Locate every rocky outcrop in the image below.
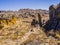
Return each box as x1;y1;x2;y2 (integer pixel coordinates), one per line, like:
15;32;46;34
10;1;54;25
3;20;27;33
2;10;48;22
0;5;60;45
49;3;60;30
44;3;60;39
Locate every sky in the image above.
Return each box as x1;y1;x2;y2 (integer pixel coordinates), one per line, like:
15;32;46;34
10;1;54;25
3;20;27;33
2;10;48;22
0;0;60;11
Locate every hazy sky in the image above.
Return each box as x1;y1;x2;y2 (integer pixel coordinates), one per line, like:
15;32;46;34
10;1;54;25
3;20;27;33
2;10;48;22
0;0;60;11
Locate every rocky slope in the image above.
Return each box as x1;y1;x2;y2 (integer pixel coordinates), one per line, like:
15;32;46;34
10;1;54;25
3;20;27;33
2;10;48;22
0;9;59;45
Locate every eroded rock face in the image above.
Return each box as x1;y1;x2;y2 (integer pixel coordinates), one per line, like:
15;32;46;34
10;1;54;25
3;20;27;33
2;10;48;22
49;3;60;30
44;3;60;39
